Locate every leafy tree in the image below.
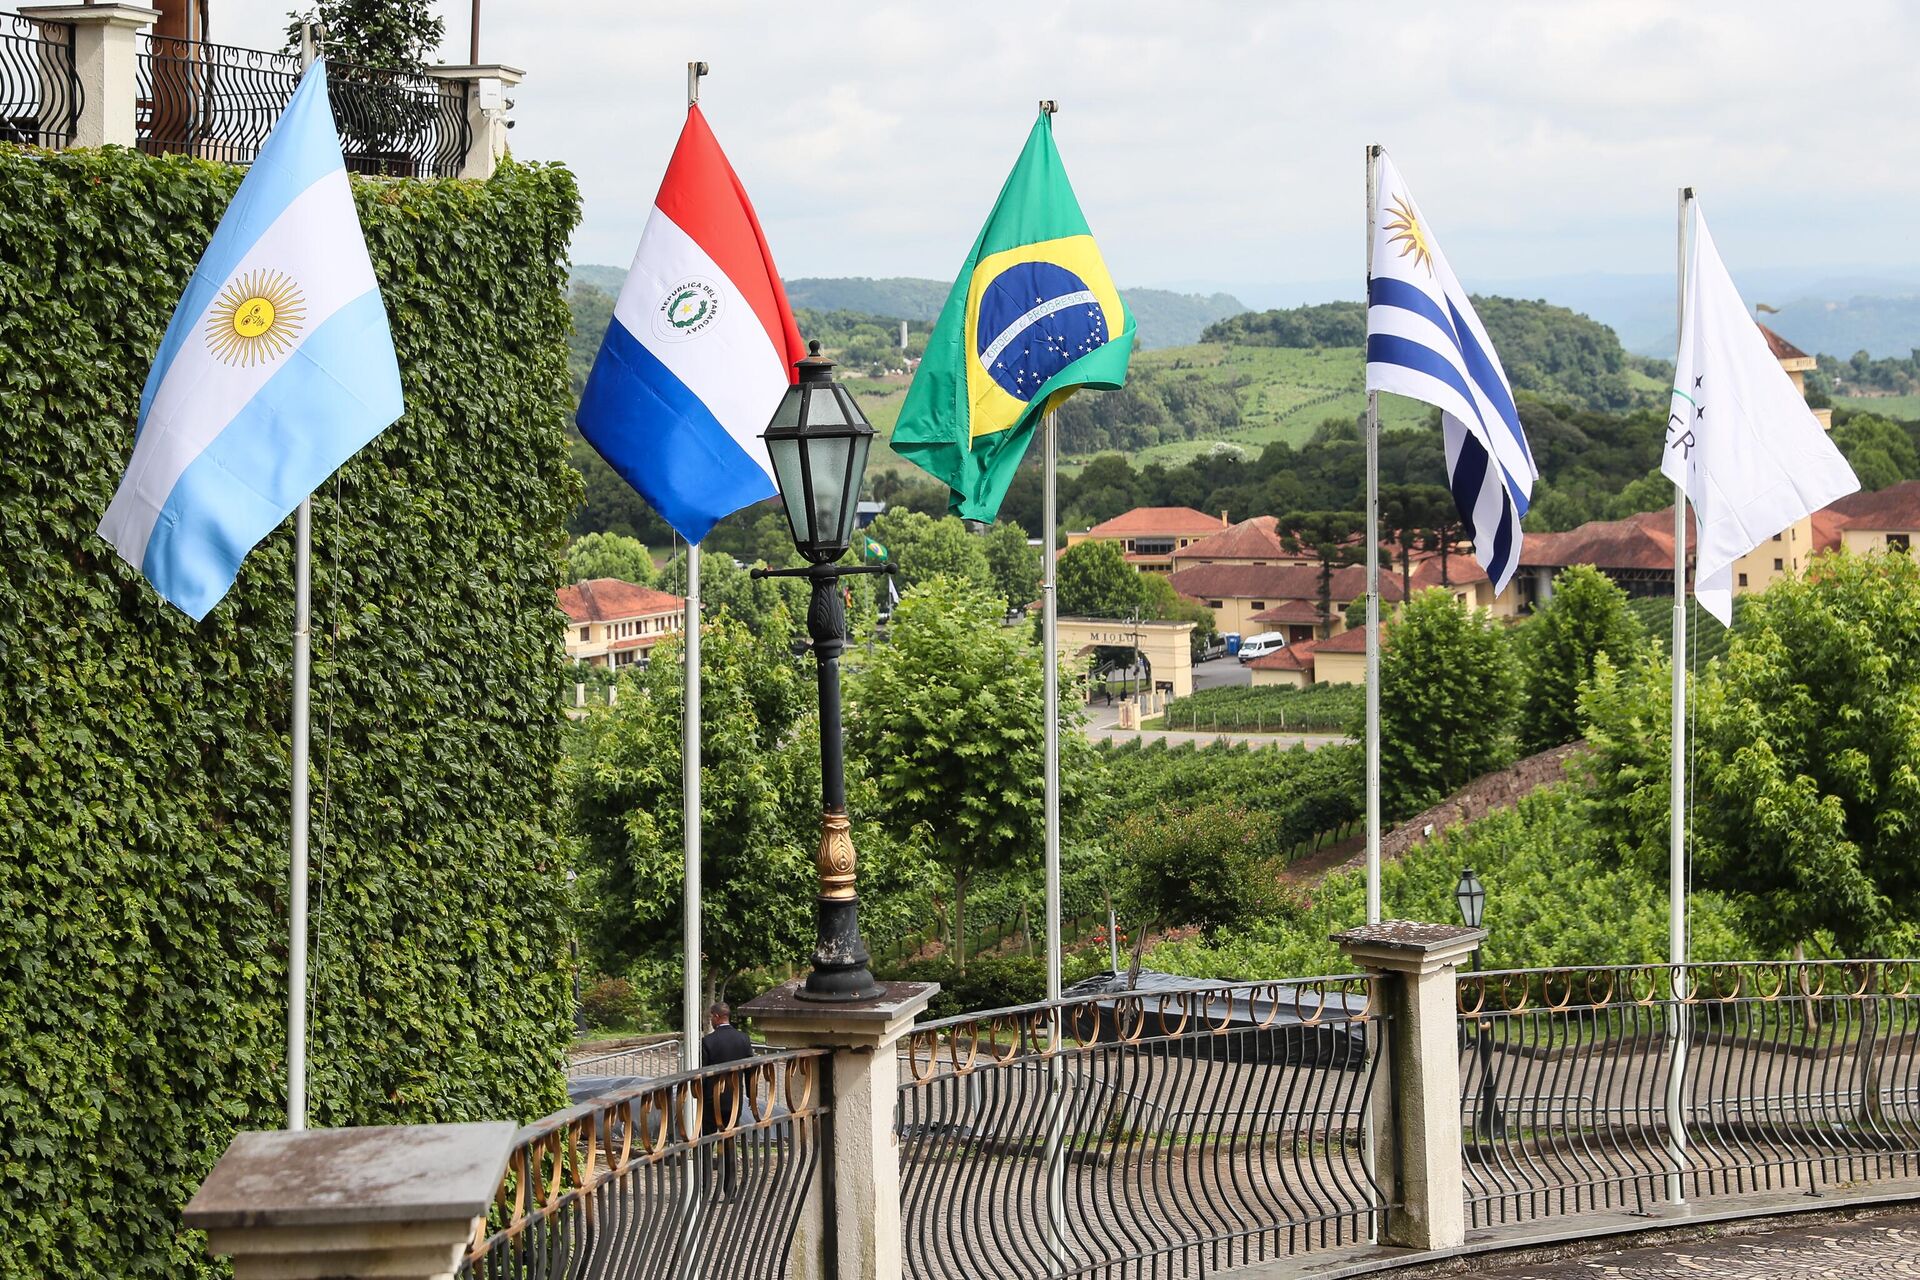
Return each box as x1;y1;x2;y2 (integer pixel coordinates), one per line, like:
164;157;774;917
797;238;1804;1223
1832;412;1918;491
1518;565;1642;753
566;531;654;586
1577;649;1683;877
1057;538;1142;619
981;519;1041;613
1693;551;1920;956
286;0;445;155
658;549;805;639
864;507;993;594
1115;801;1280;984
849;579;1097;969
570;618;815;1008
1281;510;1363;629
1137;571;1219;660
1379;588;1520;817
1380;483;1453;599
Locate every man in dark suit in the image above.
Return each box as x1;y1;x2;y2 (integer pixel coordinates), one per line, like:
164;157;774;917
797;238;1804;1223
701;1002;753;1197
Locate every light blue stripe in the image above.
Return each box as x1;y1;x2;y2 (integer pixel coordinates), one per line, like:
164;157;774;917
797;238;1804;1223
575;315;776;544
138;60;347;430
140;288;402;619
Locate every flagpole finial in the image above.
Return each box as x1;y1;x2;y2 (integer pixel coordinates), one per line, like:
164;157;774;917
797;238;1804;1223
688;61;709;108
1038;99;1058;117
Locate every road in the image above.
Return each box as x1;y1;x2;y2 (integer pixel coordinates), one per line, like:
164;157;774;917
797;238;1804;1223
1469;1207;1920;1278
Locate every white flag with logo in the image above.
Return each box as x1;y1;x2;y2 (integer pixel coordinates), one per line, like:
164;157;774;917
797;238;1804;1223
1661;202;1858;624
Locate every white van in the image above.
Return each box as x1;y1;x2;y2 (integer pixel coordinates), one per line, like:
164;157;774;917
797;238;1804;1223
1237;631;1288;664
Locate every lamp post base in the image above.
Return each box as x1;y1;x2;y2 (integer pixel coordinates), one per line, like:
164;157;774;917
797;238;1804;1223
800;894;882;1002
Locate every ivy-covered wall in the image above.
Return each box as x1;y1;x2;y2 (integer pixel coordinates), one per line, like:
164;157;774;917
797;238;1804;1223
0;147;582;1278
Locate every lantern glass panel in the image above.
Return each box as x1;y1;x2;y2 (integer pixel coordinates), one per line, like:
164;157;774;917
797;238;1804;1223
807;434;853;552
802;383;848;427
767;432;810;547
836;432;873;547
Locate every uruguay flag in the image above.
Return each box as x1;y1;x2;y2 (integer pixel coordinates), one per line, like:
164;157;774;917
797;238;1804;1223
1364;152;1537;593
97;60;403;621
577;106;806;543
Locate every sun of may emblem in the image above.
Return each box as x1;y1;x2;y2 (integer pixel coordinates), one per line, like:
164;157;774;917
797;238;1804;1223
1383;194;1435;277
205;269;306;366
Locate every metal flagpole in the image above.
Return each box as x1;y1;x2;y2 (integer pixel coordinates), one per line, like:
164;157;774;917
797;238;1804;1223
679;62;710;1280
1363;144;1383;927
1665;184;1694;1206
285;21;322;1134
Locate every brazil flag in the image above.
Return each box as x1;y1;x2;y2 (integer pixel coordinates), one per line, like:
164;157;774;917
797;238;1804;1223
893;110;1134;521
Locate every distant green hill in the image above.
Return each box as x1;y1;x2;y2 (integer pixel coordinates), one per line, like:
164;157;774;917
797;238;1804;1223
568;267;1246;350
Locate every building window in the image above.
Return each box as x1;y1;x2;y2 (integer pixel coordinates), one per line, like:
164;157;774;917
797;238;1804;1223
1251;601;1265;610
579;626;589;641
1773;558;1784;571
1738;573;1749;587
1772;532;1782;541
1206;600;1223;609
1890;534;1911;553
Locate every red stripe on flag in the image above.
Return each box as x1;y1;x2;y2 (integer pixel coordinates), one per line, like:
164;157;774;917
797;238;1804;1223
655;105;807;385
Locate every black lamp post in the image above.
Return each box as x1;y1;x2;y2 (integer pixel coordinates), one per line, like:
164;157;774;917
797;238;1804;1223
1455;866;1503;1140
755;341;890;1002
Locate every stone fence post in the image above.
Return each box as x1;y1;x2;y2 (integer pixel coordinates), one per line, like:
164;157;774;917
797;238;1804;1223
1334;920;1484;1251
742;979;937;1280
18;3;156;147
425;63;522;180
183;1122;517;1280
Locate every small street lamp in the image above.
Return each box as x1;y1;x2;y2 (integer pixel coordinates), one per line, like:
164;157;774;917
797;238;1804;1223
1455;866;1503;1140
755;341;891;1002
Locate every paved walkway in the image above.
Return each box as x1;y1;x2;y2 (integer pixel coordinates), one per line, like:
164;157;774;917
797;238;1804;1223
1473;1208;1920;1278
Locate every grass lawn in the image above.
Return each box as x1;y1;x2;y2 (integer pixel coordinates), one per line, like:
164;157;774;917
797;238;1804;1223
1837;394;1920;422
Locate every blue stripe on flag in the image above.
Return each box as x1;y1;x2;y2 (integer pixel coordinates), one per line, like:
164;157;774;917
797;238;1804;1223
1366;332;1528;515
1448;427;1488;545
139;62;349;430
141;289;403;620
576;317;777;544
1368;279;1532;508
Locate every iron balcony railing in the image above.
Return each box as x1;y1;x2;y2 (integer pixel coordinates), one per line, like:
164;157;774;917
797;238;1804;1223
1457;960;1920;1229
134;33;468;178
895;976;1387;1280
462;1047;833;1280
0;10;80;147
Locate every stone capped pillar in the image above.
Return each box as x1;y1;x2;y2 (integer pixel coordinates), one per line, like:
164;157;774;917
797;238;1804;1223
741;979;938;1280
183;1122;517;1280
19;4;157;147
425;63;522;180
1334;919;1484;1251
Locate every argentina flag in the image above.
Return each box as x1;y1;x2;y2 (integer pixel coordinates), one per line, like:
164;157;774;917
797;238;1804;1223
98;60;402;620
1364;152;1536;592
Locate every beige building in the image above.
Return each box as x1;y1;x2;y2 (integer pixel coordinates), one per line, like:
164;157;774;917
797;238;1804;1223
1823;482;1920;556
559;579;686;670
1168;515;1315;574
1168;561;1405;641
1066;506;1228;573
1053;616;1196;698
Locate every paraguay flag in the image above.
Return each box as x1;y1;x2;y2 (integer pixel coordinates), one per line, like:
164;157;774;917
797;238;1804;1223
97;60;403;620
893;109;1134;522
1364;150;1537;593
576;105;807;543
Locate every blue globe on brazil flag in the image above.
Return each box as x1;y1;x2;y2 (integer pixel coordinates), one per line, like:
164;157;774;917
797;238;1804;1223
975;261;1107;402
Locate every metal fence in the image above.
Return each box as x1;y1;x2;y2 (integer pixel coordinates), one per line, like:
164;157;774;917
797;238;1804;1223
462;1048;833;1280
568;1038;686;1086
0;11;79;147
1458;960;1920;1229
135;34;468;177
896;977;1386;1280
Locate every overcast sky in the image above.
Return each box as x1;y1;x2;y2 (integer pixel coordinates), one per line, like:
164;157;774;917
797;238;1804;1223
220;2;1919;296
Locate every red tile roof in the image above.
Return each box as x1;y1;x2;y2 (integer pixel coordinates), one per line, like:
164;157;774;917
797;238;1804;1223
1826;480;1920;532
1174;515;1288;562
1250;599;1327;625
558;579;686;623
1084;506;1226;539
1169;561;1406;603
1520;509;1684;573
1759;324;1811;362
1247;640;1316;672
1410;554;1489;589
1314;626;1372;654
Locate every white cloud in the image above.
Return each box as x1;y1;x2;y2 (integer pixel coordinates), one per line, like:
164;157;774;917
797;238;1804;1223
216;0;1920;289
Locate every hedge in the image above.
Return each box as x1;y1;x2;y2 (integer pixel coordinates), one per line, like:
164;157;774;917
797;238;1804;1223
0;146;582;1278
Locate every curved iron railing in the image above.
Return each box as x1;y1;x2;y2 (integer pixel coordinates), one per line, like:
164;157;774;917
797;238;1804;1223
896;976;1387;1280
1457;960;1920;1229
0;10;80;147
462;1048;832;1280
135;34;469;178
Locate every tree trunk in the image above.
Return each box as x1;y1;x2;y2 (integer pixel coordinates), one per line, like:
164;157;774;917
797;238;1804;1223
1857;961;1887;1133
954;868;969;973
1126;916;1154;989
1020;902;1033;957
1400;538;1412;601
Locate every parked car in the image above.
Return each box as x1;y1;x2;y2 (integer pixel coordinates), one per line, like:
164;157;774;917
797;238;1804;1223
1236;631;1288;664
